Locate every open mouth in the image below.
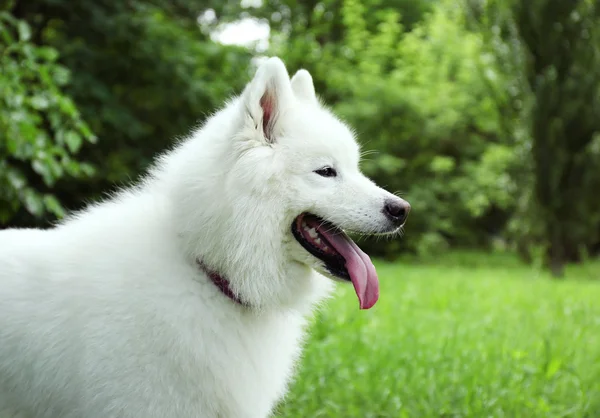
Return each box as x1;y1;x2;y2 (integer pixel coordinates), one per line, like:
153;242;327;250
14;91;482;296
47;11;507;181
291;213;379;309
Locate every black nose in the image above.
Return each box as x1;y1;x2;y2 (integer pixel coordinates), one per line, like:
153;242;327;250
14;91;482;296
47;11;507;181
383;198;411;226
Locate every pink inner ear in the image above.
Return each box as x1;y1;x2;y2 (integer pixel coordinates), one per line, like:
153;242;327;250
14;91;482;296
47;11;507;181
260;92;275;141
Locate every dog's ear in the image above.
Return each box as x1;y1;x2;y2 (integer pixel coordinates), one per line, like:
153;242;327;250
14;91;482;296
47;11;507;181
291;69;317;103
244;57;294;144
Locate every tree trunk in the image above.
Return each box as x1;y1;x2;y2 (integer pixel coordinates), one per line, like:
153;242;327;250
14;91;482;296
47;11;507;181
547;227;565;278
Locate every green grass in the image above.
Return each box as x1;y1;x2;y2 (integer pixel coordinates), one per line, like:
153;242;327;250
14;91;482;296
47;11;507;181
276;252;600;418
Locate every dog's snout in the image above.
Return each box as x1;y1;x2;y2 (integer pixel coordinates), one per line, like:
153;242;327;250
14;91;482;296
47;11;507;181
383;198;410;226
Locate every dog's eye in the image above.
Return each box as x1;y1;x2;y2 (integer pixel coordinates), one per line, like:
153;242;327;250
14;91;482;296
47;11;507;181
314;167;337;178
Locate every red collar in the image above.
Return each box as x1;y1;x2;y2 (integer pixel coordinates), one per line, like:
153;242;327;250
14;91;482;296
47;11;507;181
197;260;247;306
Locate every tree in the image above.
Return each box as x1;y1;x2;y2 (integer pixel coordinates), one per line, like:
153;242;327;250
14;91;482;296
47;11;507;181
2;0;252;227
513;0;600;276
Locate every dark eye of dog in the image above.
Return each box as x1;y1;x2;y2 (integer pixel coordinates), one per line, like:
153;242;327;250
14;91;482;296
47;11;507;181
314;167;337;178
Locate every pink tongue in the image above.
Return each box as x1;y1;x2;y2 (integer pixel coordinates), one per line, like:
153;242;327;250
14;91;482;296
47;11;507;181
318;227;379;309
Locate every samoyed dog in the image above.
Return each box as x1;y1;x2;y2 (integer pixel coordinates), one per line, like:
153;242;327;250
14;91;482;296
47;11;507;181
0;57;410;418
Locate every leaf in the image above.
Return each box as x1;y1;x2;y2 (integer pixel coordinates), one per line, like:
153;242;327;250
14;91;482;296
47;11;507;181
76;121;96;142
43;194;66;218
35;46;59;62
430;156;456;174
29;95;50;110
23;188;44;217
31;159;54;186
79;162;96;177
377;154;406;174
545;358;562;379
52;66;71;86
45;155;64;179
64;159;81;176
17;20;31;42
6;168;26;190
64;131;83;153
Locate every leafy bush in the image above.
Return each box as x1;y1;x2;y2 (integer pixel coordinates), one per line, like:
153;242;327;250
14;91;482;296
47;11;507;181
2;1;252;227
0;12;95;224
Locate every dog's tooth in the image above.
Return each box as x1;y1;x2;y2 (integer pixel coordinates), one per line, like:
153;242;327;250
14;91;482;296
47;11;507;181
315;237;322;245
308;228;318;239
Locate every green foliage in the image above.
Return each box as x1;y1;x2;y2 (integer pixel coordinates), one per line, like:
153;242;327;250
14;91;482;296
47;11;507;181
270;0;518;256
2;0;252;226
0;12;95;223
211;0;433;41
277;254;600;416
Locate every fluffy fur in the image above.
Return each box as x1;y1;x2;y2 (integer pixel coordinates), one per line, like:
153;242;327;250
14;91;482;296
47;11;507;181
0;58;408;417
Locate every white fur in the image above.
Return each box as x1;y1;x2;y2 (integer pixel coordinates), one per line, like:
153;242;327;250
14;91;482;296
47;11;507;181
0;57;407;418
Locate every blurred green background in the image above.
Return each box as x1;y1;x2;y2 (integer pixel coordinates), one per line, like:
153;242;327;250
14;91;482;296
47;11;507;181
2;0;600;277
2;1;600;416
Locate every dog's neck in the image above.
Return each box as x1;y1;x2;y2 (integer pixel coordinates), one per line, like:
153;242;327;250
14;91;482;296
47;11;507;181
196;259;248;307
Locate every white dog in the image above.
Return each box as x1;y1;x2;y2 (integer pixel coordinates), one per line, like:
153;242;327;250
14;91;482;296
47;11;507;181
0;57;410;418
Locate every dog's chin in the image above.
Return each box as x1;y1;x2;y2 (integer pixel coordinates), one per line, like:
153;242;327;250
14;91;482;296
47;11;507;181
313;265;350;283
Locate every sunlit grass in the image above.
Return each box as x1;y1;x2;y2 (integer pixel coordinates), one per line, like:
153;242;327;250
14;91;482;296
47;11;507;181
276;252;600;417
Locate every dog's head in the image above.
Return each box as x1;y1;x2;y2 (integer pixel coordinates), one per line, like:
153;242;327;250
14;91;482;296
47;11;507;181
168;57;409;310
234;58;410;309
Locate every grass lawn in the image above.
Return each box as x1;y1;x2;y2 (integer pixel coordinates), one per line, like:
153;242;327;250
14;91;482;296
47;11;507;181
276;252;600;418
